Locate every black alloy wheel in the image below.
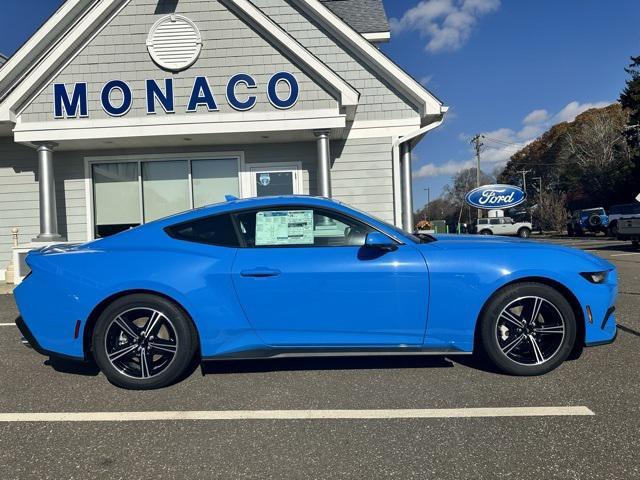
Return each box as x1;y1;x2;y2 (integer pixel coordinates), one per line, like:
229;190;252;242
479;283;576;376
92;294;198;389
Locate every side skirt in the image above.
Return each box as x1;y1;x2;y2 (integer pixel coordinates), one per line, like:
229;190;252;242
203;347;472;361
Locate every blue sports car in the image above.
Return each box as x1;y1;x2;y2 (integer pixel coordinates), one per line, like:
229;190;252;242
15;196;617;389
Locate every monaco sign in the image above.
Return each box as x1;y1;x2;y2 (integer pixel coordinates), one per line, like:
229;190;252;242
465;184;526;210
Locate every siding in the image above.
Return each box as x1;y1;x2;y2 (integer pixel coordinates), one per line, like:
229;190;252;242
21;0;336;123
331;136;394;223
253;0;419;122
0;138;87;267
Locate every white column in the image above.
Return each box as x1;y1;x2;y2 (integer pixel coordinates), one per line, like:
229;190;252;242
314;130;332;198
400;142;414;232
34;142;63;241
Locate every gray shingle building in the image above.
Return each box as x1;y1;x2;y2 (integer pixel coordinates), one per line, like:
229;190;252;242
0;0;446;283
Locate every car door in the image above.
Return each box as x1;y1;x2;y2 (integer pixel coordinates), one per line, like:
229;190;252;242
230;206;429;347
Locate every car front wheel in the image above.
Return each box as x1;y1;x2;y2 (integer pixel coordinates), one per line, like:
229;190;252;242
479;283;576;376
92;294;198;390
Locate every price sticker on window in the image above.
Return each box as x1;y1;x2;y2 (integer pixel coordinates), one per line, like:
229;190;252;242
255;210;314;246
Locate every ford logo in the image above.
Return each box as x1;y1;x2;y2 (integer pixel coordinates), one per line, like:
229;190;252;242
465;184;526;210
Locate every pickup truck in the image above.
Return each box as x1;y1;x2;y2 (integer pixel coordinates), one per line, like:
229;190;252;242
475;217;532;238
616;217;640;248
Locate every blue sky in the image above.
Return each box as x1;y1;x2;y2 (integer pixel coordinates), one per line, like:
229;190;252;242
2;0;639;209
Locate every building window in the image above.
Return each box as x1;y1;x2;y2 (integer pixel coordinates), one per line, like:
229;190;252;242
142;160;190;222
92;162;141;238
90;156;240;238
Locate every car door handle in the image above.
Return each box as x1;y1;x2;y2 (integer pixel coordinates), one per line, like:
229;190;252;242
240;268;282;278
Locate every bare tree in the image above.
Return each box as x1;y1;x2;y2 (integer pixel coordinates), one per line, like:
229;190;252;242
534;191;568;232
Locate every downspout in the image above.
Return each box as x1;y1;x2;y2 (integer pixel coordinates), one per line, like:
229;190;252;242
394;107;448;232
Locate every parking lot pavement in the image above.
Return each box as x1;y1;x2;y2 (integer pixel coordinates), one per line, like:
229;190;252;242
0;237;638;479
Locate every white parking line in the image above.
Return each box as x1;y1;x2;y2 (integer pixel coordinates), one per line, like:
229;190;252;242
0;323;16;326
0;406;594;422
610;252;640;257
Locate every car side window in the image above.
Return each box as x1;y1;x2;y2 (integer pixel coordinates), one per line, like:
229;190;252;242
165;214;240;247
235;208;374;247
490;218;501;225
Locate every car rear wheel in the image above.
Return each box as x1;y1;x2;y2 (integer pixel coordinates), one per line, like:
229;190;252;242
479;283;576;376
480;229;492;235
517;227;531;238
92;294;198;390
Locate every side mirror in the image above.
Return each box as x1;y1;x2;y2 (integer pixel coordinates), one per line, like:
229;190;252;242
365;232;397;251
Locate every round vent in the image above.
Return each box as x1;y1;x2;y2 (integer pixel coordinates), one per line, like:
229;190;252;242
146;14;202;72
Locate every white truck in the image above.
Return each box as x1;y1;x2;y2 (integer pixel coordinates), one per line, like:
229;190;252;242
475;217;532;238
616;217;640;249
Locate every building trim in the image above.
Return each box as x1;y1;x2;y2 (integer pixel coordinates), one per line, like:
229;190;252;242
14;109;347;143
362;32;390;43
291;0;446;120
219;0;359;109
0;0;130;122
84;150;246;241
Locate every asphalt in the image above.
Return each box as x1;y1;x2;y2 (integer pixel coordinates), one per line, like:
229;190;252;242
0;236;638;479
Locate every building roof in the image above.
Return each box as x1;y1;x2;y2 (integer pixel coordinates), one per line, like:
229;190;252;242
320;0;389;33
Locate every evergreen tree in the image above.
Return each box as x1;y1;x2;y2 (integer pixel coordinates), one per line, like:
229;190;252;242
620;55;640;156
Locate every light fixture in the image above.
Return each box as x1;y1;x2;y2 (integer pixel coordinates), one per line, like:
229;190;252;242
580;271;608;284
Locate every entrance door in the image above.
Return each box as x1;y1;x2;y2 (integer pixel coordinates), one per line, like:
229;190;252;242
244;163;303;198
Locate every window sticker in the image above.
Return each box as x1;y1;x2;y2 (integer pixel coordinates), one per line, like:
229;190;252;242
255;210;314;246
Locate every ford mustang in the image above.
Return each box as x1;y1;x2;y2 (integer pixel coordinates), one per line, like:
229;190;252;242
14;196;618;389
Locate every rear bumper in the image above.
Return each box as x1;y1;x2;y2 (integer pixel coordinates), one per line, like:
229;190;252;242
15;315;85;362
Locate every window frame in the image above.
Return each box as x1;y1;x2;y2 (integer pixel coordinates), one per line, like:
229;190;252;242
164;212;243;248
163;204;402;250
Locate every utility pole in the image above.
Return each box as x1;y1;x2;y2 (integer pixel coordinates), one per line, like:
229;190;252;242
470;134;484;220
518;169;532;195
424;188;430;220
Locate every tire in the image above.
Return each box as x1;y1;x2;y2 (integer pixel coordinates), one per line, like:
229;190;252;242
633;240;639;250
517;227;531;239
608;222;618;237
478;283;576;376
588;215;601;227
480;229;493;235
567;225;574;236
92;294;198;390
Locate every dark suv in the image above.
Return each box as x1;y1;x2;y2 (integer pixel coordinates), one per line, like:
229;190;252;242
567;208;609;236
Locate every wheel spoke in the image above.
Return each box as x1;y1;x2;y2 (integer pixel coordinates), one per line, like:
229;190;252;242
528;335;545;364
114;316;139;340
501;333;526;354
500;309;525;328
143;311;163;338
534;325;564;334
139;348;152;378
528;297;543;326
108;344;138;362
149;339;177;355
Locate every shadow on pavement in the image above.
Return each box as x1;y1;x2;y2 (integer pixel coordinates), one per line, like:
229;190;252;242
201;355;455;376
44;357;100;376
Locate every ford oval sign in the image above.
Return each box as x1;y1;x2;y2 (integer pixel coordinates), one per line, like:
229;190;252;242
465;184;526;210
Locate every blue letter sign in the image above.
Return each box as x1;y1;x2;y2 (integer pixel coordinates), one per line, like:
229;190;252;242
465;184;526;210
226;73;257;111
187;76;218;112
53;83;88;118
101;80;132;116
146;79;174;114
267;72;299;109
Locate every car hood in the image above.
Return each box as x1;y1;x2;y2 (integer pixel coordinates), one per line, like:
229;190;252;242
427;234;614;271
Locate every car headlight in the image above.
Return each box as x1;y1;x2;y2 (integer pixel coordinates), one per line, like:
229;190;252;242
580;271;608;284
